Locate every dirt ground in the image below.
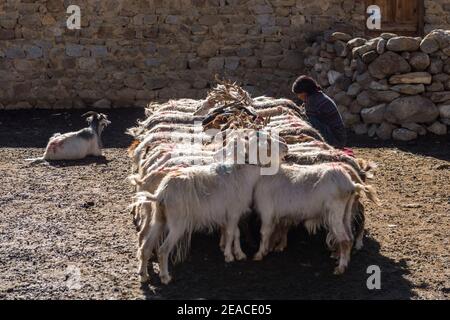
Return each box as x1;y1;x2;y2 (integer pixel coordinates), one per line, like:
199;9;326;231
0;109;448;300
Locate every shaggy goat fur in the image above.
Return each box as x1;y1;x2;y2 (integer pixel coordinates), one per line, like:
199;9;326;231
134;164;262;284
253;163;379;274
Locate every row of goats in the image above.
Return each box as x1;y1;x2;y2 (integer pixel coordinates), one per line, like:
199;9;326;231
126;79;379;284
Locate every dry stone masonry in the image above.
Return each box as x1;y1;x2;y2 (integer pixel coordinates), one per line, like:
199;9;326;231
1;0;450;123
304;29;450;140
0;0;368;110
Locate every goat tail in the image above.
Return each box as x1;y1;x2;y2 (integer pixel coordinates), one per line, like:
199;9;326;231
354;183;380;206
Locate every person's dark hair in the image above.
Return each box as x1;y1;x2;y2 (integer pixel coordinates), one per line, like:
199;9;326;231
292;75;322;95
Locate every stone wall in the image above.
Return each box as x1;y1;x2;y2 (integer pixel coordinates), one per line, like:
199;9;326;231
0;1;449;110
303;30;450;141
0;0;367;110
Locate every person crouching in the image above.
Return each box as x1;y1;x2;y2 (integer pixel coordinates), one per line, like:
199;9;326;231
292;75;347;148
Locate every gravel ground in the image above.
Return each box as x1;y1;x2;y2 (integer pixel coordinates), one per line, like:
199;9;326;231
0;109;448;300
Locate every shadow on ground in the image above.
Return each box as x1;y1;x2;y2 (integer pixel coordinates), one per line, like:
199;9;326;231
36;156;111;167
347;132;450;162
0;108;146;148
140;224;415;300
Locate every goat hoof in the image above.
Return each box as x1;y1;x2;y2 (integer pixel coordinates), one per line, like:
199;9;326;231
355;241;363;251
333;266;345;275
160;274;172;285
139;273;149;283
235;252;247;261
224;254;235;263
253;253;264;261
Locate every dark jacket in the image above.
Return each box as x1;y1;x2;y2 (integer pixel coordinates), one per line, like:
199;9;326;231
305;91;347;148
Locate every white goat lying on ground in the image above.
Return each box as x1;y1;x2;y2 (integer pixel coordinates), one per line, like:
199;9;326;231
26;112;111;164
252;162;379;275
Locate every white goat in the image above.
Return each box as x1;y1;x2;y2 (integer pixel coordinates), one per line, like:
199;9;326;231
148;124;197;134
131;131;288;231
158;104;197;114
252;162;379;275
194;95;303;117
26;112;111;163
130;156;215;241
133;131;288;284
134;163;262;284
266;161;373;254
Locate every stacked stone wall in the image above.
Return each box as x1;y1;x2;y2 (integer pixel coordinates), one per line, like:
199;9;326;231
0;1;449;110
304;29;450;140
0;0;367;109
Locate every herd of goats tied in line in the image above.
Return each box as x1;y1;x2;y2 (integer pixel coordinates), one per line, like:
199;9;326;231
28;79;379;285
126;79;379;284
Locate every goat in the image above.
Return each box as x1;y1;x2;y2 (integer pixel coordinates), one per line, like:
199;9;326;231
139;113;203;130
148;124;197;134
284;151;371;181
255;106;294;118
130;155;215;233
277;126;325;142
134;163;263;284
252;162;379;274
266;161;373;254
132;131;288;283
26;112;110;164
130;132;213;172
194;95;305;119
252;97;307;119
288;141;333;153
131;131;289;231
157;102;198;114
126;112;203;139
274;146;377;253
